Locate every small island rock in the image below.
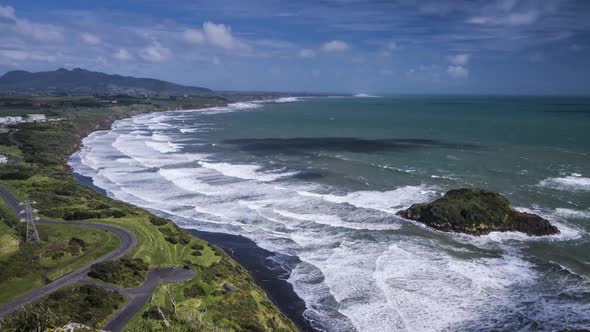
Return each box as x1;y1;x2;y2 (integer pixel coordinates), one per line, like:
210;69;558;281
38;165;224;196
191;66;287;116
397;188;559;236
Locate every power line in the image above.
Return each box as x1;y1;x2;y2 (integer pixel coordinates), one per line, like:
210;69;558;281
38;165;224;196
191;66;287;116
19;194;41;244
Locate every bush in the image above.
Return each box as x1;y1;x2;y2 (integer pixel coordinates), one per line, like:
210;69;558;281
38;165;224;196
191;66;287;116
63;209;102;220
165;236;179;244
142;306;174;320
149;216;169;226
69;237;87;249
0;284;125;331
179;234;192;245
0;172;32;180
184;284;206;298
88;258;148;288
191;244;204;251
105;208;126;218
159;227;175;237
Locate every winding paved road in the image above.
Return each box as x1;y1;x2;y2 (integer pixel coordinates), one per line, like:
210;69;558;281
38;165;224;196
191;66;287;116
0;185;195;331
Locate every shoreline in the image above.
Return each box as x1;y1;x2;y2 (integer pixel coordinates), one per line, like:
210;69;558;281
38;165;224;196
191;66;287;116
189;230;321;332
71;116;322;332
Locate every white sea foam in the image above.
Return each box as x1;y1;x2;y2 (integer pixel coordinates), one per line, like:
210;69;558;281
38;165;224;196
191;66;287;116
198;161;298;182
273;97;301;103
372;243;537;332
354;93;380;98
145;140;182;153
297;185;438;214
539;174;590;192
273;208;400;231
554;208;590;219
200;101;263;114
452;207;583;245
179;128;201;133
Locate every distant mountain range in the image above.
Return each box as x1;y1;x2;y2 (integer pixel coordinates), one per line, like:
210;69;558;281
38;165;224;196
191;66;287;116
0;68;212;96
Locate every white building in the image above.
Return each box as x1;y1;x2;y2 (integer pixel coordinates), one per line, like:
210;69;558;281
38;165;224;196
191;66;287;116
0;116;23;124
0;154;7;164
27;113;47;122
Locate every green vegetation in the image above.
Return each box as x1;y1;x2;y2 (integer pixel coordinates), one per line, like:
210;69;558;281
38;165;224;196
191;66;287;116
397;188;560;236
0;200;21;259
131;309;224;332
0;222;120;304
89;258;149;288
0;284;125;331
0;95;297;331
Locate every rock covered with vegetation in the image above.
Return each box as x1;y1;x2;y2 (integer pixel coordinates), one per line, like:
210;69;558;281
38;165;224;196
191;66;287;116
397;188;560;236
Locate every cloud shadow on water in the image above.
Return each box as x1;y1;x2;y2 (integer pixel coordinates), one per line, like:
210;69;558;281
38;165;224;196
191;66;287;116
223;137;481;154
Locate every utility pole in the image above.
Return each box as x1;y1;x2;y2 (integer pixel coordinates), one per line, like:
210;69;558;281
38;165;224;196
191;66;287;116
19;194;41;244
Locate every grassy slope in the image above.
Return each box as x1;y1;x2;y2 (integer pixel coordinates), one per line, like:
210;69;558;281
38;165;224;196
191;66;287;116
0;96;297;332
0;220;120;305
0;284;127;331
0;202;19;259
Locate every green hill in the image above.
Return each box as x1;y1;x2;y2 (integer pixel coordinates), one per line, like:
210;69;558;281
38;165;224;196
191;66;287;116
0;68;213;96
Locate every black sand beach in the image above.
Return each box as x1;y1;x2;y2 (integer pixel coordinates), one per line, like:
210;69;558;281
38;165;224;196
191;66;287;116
189;230;321;332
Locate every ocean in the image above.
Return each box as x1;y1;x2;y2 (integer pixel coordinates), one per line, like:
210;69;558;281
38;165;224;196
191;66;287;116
69;96;590;331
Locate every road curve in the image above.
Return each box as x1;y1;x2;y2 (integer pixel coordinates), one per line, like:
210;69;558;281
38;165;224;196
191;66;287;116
0;185;138;318
98;267;195;332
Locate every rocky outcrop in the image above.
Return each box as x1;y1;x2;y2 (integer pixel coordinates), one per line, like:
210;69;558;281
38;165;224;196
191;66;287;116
397;188;559;236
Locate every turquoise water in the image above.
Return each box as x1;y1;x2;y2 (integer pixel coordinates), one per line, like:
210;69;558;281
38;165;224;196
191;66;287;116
72;96;590;331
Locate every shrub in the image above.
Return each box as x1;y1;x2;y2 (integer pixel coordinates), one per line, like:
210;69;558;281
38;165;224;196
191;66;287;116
0;172;32;180
0;284;125;331
105;208;126;218
191;244;204;251
149;216;169;226
88;258;148;288
142;306;174;320
165;236;178;244
159;227;175;237
69;237;87;249
63;209;102;220
184;284;206;298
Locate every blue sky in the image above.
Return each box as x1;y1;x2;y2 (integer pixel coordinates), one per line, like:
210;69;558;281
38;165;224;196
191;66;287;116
1;0;589;94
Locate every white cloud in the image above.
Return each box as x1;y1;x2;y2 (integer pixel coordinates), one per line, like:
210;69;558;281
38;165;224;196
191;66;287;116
505;11;538;25
0;5;63;42
0;5;16;20
467;11;538;26
406;64;442;82
447;65;469;78
139;42;172;62
80;33;101;45
378;41;398;57
113;49;132;61
183;21;246;50
0;49;57;63
183;28;205;44
298;49;316;58
321;40;350;52
447;54;470;65
386;41;398;51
